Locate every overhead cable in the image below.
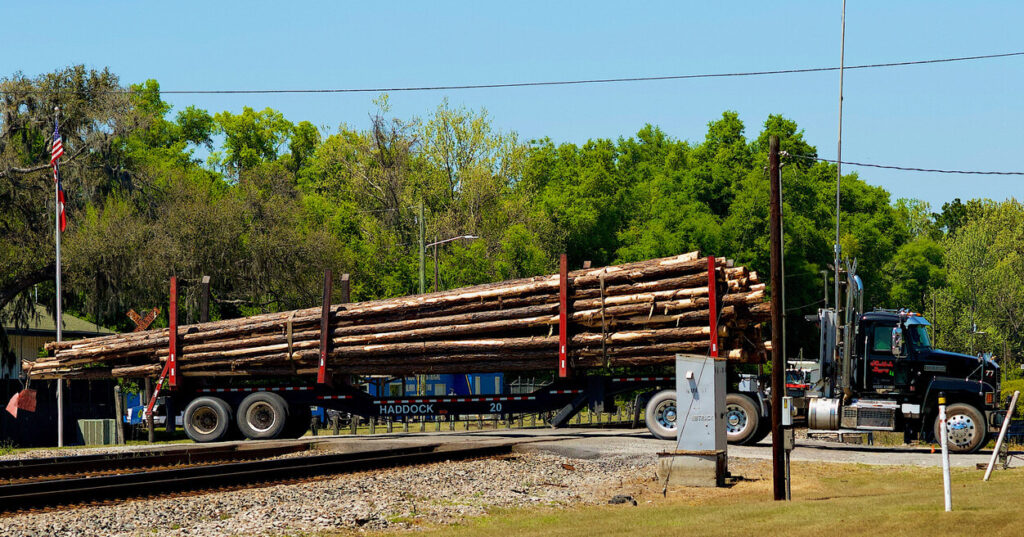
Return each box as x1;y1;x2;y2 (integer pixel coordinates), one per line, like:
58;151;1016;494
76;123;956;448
790;154;1024;176
4;51;1023;95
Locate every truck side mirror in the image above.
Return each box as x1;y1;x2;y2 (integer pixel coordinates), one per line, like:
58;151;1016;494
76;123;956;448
891;326;903;357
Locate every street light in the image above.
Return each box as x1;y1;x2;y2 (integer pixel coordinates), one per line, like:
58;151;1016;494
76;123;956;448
414;234;479;396
426;235;479;292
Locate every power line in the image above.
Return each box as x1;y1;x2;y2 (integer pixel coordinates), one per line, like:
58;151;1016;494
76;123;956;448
786;298;825;313
790;154;1024;176
4;51;1023;96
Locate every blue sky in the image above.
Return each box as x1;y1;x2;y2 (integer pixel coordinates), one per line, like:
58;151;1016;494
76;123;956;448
2;1;1021;209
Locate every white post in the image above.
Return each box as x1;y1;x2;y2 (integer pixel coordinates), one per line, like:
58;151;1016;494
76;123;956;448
54;106;64;448
984;390;1020;481
939;394;951;512
55;168;64;448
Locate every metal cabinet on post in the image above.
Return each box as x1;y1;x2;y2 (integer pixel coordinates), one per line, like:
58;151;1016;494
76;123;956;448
656;352;727;487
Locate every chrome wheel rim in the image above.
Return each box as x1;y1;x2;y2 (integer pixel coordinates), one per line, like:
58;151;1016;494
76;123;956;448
654;400;677;431
946;413;976;449
725;403;749;435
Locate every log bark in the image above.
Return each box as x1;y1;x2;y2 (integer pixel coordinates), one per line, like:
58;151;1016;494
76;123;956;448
36;252;768;380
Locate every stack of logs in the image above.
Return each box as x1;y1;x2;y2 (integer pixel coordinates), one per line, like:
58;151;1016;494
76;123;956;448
27;252;771;380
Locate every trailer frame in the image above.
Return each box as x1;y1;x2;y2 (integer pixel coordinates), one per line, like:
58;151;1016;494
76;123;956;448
153;256;745;442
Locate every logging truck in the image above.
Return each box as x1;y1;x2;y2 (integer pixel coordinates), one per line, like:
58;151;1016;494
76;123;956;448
35;253;774;444
644;265;1004;453
42;253;998;452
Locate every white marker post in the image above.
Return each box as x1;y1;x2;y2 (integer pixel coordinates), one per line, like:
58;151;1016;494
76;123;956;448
984;390;1020;481
938;393;952;512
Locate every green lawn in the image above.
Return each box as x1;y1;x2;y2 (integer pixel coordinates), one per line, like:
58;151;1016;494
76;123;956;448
352;459;1023;537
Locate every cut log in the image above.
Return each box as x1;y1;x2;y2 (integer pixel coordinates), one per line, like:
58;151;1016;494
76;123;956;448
36;252;768;380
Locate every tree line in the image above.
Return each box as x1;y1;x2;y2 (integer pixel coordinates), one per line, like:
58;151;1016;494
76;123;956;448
1;66;1020;378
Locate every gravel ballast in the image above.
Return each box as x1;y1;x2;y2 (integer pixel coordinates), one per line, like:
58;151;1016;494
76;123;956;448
0;450;656;537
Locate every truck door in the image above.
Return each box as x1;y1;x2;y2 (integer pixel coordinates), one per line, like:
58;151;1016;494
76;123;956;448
865;324;897;391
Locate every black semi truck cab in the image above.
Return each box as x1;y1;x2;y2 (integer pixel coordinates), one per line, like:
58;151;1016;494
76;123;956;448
804;281;1002;453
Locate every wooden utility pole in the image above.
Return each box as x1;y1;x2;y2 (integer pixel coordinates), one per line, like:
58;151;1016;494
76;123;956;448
113;384;125;445
200;275;211;323
769;135;786;501
340;273;350;304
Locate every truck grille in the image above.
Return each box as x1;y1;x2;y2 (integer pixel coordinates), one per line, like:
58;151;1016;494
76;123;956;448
841;406;895;430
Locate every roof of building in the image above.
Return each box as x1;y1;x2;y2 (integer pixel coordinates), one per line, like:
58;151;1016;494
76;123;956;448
2;304;115;337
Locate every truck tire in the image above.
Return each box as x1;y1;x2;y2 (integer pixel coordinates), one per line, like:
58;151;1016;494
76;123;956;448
645;390;677;440
183;396;233;443
725;393;762;445
934;403;987;454
237;392;289;440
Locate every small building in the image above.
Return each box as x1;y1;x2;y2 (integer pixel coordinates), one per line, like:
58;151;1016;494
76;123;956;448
2;304;114;379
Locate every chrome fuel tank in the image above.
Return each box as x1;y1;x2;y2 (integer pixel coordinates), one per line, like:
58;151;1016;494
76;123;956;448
808;397;841;430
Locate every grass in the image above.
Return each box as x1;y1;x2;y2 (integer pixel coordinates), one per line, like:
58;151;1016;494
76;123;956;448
331;459;1023;537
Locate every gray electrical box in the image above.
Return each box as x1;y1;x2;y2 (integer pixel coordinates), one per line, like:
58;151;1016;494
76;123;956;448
675;354;727;451
657;353;728;487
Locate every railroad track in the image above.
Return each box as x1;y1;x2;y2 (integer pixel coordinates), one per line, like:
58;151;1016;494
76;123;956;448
0;443;514;512
0;443;312;480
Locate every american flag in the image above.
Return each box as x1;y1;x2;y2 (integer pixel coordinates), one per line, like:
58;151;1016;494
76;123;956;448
52;118;67;232
50;119;64;167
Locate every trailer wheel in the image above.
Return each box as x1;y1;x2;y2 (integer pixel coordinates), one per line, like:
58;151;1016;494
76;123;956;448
183;396;233;443
645;390;677;440
934;403;987;454
725;393;763;445
237;392;289;440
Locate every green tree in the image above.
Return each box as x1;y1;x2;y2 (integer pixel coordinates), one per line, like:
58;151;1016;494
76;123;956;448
893;198;941;241
1;66;133;327
884;237;946;313
934;199;1024;369
285;121;320;173
212;107;293;174
495;224;554;280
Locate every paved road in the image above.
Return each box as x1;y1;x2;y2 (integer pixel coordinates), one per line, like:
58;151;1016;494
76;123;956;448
303;428;1021;469
7;427;1018;470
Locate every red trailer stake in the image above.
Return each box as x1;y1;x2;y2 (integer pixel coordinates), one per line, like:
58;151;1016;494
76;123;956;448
558;254;569;378
707;256;718;358
318;269;333;384
168;276;178;387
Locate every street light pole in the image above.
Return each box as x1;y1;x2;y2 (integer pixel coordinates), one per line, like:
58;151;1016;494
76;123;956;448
416;233;478;396
418;204;425;294
834;0;847;330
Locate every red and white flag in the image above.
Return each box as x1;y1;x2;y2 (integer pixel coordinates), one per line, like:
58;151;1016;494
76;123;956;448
51;118;66;231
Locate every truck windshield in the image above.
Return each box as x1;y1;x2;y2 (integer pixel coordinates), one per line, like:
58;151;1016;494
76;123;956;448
908;324;932;350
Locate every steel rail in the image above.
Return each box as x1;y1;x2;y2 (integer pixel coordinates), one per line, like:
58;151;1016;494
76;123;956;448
0;443;512;511
0;443;311;480
0;444;238;469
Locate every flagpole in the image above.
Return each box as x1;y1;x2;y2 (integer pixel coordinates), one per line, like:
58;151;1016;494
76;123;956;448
54;106;64;448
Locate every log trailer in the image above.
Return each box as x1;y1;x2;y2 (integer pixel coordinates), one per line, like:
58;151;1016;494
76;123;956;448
644;264;1005;453
139;256;774;444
